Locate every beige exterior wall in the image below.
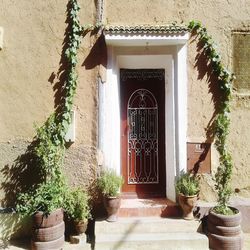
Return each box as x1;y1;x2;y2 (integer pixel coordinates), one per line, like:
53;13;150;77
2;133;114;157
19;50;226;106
0;0;98;203
0;0;250;205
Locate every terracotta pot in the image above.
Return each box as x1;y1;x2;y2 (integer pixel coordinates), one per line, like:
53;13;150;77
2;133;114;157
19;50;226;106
74;219;88;235
207;207;243;250
32;208;64;250
103;196;121;222
178;193;198;220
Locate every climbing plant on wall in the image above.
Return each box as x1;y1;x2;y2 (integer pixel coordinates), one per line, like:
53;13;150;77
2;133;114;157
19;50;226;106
188;20;235;215
16;0;84;215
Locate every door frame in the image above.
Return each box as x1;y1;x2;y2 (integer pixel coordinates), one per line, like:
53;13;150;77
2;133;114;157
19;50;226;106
99;33;188;201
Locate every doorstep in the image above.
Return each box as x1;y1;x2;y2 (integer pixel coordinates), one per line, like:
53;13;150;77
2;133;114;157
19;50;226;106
118;198;182;217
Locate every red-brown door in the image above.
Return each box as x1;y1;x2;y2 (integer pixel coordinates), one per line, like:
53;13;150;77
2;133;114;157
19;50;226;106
120;69;166;198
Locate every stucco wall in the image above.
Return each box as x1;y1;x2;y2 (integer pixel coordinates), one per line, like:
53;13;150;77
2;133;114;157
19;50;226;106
0;0;98;204
1;0;250;207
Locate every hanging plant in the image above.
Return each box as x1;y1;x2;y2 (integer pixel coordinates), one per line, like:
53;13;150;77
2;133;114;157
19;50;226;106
188;20;235;215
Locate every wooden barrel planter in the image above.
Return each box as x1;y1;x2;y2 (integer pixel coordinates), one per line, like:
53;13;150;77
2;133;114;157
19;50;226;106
207;208;243;250
31;208;64;250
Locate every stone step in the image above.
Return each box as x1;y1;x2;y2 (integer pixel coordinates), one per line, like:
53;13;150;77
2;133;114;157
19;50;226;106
95;217;202;234
94;232;209;250
118;198;181;217
93;217;209;250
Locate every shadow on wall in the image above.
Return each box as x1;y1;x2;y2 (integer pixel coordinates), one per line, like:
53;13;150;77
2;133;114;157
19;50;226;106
0;209;32;248
189;32;225;174
1;142;43;208
82;33;107;70
0;140;42;243
0;1;73;244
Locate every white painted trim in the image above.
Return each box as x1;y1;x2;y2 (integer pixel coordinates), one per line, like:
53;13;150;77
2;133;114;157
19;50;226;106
98;46;121;174
100;34;188;201
176;45;188;174
105;33;189;46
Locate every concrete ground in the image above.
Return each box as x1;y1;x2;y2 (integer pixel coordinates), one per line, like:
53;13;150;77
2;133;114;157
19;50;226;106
2;233;250;250
244;234;250;250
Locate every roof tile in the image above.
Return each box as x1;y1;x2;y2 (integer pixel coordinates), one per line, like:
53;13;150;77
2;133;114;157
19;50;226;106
104;24;188;35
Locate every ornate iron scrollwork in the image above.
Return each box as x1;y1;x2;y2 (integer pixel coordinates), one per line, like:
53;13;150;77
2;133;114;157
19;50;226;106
127;89;159;184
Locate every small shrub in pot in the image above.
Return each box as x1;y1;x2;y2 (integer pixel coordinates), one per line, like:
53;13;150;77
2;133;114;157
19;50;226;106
64;188;91;235
175;171;200;220
97;169;124;222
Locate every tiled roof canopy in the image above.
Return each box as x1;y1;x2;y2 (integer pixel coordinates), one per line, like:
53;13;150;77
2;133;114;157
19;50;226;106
104;24;188;35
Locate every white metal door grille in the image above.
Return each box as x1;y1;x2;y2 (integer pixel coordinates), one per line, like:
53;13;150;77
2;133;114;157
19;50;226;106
127;89;158;184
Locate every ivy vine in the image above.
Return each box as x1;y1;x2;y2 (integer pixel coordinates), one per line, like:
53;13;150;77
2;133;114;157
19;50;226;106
188;20;235;215
16;0;84;215
62;0;83;129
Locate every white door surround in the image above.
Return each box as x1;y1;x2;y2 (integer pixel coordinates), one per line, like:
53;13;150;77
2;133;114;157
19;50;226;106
99;31;188;201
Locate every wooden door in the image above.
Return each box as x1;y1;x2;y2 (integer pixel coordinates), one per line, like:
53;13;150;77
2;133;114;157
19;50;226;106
120;69;166;198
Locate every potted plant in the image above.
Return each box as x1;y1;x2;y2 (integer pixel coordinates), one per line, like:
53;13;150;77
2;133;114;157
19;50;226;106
16;180;66;250
64;188;91;235
97;169;124;222
15;115;67;250
175;171;200;220
188;20;243;249
207;155;243;250
206;116;243;249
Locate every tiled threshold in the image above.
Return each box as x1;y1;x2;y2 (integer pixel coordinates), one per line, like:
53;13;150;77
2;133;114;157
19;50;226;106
118;198;182;217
